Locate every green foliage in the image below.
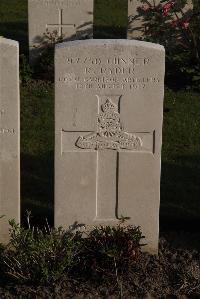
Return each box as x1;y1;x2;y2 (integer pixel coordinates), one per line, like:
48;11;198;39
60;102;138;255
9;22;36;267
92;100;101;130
0;218;145;285
134;0;200;90
80;223;145;277
19;54;33;84
1;217;83;284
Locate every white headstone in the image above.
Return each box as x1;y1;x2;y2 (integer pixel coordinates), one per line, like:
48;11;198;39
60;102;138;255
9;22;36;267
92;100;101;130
0;38;20;243
55;39;165;254
128;0;193;39
28;0;94;63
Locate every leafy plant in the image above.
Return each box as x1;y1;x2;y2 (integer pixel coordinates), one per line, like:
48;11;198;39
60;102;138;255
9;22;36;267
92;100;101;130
130;0;200;89
79;222;145;278
1;216;83;284
19;54;33;84
0;214;145;286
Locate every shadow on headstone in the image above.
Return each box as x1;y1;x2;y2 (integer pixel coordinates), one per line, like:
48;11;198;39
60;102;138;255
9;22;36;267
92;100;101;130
29;19;93;80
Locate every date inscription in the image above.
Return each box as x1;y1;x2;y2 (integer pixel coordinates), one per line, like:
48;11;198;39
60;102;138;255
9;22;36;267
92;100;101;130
59;75;160;90
58;56;162;91
0;128;15;134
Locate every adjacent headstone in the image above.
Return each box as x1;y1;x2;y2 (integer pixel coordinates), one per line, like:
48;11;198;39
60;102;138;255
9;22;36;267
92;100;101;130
55;39;165;254
28;0;94;63
128;0;145;39
128;0;193;39
0;38;20;243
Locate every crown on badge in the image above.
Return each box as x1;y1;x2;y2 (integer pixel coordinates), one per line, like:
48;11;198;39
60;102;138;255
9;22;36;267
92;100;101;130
101;98;118;112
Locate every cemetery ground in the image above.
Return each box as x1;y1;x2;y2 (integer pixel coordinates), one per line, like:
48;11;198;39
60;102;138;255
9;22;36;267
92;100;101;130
0;0;200;298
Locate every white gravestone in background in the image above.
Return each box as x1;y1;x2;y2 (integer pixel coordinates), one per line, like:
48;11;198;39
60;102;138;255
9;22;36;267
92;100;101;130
128;0;146;39
55;40;165;254
128;0;193;39
28;0;93;63
0;38;20;243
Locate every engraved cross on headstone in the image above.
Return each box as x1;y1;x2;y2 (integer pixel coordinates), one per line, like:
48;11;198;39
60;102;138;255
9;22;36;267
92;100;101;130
46;9;76;37
62;95;154;221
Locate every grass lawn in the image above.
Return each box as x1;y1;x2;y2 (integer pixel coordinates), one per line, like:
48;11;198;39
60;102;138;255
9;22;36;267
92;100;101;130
0;0;199;231
0;0;28;54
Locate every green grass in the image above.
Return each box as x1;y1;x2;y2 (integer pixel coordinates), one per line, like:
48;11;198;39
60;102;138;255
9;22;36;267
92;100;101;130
0;0;200;230
20;81;54;226
0;0;28;54
94;0;127;38
161;89;200;230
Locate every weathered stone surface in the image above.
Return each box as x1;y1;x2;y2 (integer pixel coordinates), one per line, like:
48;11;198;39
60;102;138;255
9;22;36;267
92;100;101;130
128;0;193;39
0;38;20;243
55;39;165;254
28;0;93;63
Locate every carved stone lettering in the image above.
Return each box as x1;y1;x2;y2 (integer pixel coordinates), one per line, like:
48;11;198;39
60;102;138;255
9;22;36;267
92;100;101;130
0;128;15;134
56;54;163;91
65;56;150;65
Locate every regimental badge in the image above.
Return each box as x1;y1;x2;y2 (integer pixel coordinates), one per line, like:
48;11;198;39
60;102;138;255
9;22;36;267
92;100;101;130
76;98;142;150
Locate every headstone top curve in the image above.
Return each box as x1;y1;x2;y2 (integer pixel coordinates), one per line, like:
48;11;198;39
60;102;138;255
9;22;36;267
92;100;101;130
0;37;19;47
55;39;165;51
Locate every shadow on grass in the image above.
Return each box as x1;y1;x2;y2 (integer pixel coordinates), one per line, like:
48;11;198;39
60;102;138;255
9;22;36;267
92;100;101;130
20;151;200;232
94;0;127;39
160;155;200;232
21;151;54;228
94;25;127;39
0;21;28;54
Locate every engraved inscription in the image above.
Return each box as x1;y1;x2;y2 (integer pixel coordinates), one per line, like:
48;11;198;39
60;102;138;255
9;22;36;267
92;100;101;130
65;57;150;65
76;98;142;150
0;128;15;134
46;9;76;37
58;55;163;91
59;73;160;90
